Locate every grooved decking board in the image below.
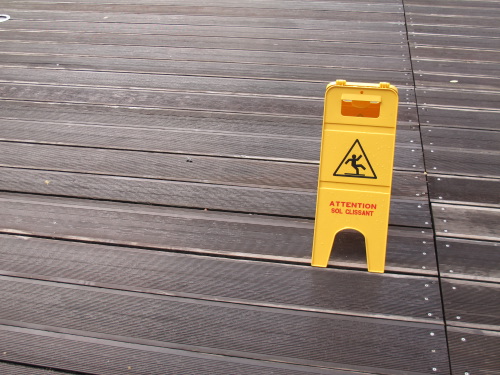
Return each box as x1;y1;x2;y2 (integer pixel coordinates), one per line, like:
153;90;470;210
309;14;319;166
0;193;437;274
411;35;500;50
0;54;413;84
0;67;416;102
0;20;408;44
0;31;410;57
0;326;377;375
0;118;422;156
0;234;442;322
0;362;74;375
0;100;419;137
1;11;407;32
421;127;499;151
406;5;500;19
405;14;500;28
0;277;449;374
433;204;500;241
0;142;424;188
405;0;500;9
420;127;500;178
442;279;500;330
0;101;324;137
415;73;500;91
0;41;411;71
2;0;404;13
418;106;499;131
447;327;500;374
423;149;499;178
0;168;431;225
409;24;500;39
412;59;500;78
0;4;405;23
410;46;500;62
0;83;420;123
417;89;500;110
436;237;500;282
428;175;500;207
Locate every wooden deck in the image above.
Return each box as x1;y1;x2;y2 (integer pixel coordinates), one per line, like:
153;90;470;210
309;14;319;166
0;0;498;374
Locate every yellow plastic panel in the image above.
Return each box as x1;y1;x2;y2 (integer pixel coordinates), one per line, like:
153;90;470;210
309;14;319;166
312;187;391;273
320;130;395;187
312;80;398;273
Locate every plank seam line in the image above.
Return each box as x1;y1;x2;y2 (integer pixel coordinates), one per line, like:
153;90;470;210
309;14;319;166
0;359;89;375
0;38;411;59
0;230;435;278
0;272;443;325
403;1;453;373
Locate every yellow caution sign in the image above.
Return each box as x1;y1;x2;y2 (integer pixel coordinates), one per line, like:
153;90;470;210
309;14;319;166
312;80;398;273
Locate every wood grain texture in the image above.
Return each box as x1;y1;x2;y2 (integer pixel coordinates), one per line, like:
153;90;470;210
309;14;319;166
447;327;500;375
0;276;449;374
433;203;500;241
428;175;499;207
0;325;357;375
0;193;436;274
0;234;442;322
442;278;500;330
437;238;500;282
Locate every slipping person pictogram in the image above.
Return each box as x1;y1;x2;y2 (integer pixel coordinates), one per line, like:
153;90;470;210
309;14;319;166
345;154;366;176
333;139;377;179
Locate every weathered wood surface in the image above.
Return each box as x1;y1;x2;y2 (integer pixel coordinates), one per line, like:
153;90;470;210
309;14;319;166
1;0;498;373
0;276;449;374
0;193;437;274
407;0;500;372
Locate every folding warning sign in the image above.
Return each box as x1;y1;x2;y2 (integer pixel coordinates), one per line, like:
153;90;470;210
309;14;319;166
311;80;399;273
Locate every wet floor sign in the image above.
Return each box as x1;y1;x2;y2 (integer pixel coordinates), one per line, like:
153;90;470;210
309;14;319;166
311;80;398;273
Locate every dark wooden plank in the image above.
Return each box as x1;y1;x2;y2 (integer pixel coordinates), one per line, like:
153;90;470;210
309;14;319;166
447;327;500;375
0;142;424;190
410;34;500;50
418;106;499;131
0;41;411;71
0;277;450;374
0;3;405;23
409;24;500;39
0;234;442;322
0;83;420;123
413;59;500;78
405;0;500;9
0;82;324;117
0;100;419;137
0;66;416;102
2;11;407;32
0;326;353;375
3;0;403;13
415;73;500;91
442;279;500;330
405;13;500;28
406;4;500;18
437;237;500;282
0;193;437;274
0;20;408;44
421;126;499;153
0;31;409;57
410;46;500;63
428;175;500;207
0;362;74;375
433;203;500;241
0;53;414;84
421;127;500;178
0;117;421;156
0;167;431;226
417;88;500;110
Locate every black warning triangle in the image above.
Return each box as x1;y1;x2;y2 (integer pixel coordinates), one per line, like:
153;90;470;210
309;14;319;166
333;139;377;179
